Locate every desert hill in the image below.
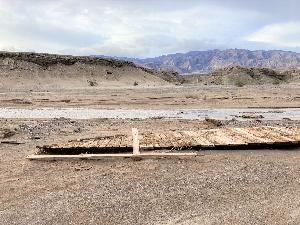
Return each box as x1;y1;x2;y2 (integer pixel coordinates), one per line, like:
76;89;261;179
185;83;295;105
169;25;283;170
1;51;299;90
0;52;183;91
126;49;300;74
184;66;299;86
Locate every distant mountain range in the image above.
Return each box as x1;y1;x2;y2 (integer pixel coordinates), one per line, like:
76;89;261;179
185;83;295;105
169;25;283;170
96;49;300;74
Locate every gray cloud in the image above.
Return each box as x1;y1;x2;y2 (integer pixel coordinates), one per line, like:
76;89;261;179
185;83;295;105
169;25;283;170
0;0;299;57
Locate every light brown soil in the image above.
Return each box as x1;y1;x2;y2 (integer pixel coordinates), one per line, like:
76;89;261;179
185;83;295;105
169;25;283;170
185;66;300;86
0;52;184;91
0;84;299;109
0;118;300;225
0;52;299;224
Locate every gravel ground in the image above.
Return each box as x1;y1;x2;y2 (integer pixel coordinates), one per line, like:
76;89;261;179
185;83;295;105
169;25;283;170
1;148;300;225
0;118;300;225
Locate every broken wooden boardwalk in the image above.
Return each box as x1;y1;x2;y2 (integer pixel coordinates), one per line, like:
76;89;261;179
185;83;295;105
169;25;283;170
27;126;300;160
38;126;300;151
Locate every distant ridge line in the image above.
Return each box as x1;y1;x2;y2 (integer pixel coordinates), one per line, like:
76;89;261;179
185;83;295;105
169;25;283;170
95;49;300;74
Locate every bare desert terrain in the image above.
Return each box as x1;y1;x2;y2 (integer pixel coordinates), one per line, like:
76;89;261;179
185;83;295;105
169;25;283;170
1;118;300;225
0;83;299;109
0;52;300;225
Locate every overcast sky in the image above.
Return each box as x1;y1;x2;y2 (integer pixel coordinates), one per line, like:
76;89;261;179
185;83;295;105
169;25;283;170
0;0;299;58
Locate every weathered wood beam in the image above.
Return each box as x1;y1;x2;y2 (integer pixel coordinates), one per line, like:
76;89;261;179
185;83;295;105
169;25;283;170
132;128;140;155
26;152;198;161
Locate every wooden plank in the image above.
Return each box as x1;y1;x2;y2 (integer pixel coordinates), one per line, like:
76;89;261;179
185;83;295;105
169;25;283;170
154;133;164;148
166;132;181;148
116;136;123;147
173;132;185;147
233;128;272;143
132;128;140;155
181;131;198;146
160;133;174;148
180;131;195;146
203;130;234;145
106;138;114;148
140;133;154;149
257;127;296;142
245;127;278;144
215;129;248;145
27;152;198;161
199;130;222;146
100;138;110;147
224;128;251;145
36;126;300;152
179;131;195;146
123;136;132;148
1;141;25;145
188;130;215;147
141;133;156;148
120;136;129;148
108;137;115;148
267;126;300;141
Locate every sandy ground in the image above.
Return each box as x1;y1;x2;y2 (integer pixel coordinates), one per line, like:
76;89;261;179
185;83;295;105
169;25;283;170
0;84;299;109
0;117;300;225
0;84;300;225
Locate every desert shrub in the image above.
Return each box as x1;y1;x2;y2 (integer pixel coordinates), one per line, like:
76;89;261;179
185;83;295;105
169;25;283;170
87;80;98;87
272;80;280;85
235;80;245;87
185;94;199;99
133;81;139;86
204;118;222;127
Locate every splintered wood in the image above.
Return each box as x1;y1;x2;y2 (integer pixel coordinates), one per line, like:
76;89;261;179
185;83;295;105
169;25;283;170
132;128;140;155
142;126;300;149
27;126;300;160
37;126;300;151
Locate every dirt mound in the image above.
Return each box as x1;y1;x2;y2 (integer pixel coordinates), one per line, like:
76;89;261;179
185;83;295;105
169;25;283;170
0;52;184;91
0;128;16;138
283;69;300;83
185;66;296;86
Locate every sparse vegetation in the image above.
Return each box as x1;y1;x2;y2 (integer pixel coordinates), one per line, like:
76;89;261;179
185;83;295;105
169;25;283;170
87;80;98;87
185;94;199;99
235;80;245;87
204;117;222;127
0;128;16;138
184;66;294;86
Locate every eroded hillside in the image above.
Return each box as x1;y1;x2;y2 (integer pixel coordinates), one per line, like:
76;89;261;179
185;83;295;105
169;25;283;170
0;52;184;90
184;66;299;86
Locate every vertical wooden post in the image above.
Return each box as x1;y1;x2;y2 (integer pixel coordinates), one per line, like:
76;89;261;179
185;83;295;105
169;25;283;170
132;128;140;155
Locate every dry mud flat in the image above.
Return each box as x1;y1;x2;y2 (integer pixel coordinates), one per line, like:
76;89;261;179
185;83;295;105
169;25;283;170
0;118;300;225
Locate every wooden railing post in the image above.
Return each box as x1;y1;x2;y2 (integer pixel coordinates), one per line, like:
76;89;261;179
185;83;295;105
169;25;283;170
132;128;140;155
